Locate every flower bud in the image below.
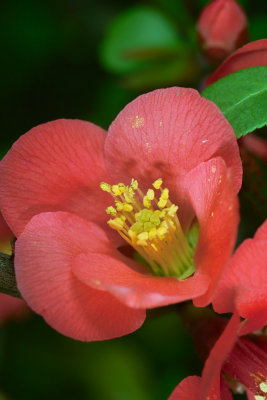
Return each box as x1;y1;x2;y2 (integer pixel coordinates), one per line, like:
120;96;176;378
197;0;248;63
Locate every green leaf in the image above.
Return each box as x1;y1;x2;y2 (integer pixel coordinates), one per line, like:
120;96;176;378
100;5;184;74
202;66;267;138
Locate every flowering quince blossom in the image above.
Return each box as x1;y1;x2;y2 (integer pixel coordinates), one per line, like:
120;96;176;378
197;0;248;63
0;87;242;341
169;220;267;400
169;313;267;400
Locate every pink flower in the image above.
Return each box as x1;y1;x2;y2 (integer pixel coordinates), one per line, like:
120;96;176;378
197;0;248;63
169;313;267;400
0;88;242;341
170;220;267;399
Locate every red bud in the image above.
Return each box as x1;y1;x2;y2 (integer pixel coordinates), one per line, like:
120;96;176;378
197;0;248;63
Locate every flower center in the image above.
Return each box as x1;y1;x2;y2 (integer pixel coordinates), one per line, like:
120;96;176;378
100;178;197;279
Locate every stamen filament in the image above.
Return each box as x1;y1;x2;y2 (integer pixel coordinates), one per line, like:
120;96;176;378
101;178;197;279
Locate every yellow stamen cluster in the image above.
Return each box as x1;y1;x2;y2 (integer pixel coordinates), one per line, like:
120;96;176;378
100;178;196;278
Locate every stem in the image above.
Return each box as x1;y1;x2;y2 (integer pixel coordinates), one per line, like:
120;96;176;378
0;252;21;298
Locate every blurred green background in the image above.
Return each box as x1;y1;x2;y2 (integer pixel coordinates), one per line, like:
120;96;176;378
0;0;266;398
0;310;202;400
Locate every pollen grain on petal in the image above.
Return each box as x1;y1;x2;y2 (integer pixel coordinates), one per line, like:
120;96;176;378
131;115;144;129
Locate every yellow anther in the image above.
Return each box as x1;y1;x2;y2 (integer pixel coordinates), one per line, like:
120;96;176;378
131;221;143;233
148;228;157;239
144;222;154;231
137;232;149;241
143;196;151;209
146;189;154;201
158;198;168;208
161;188;169;200
161;220;168;229
157;225;168;237
128;187;135;197
155;209;167;218
138;209;150;222
123;203;133;212
130;179;138;190
128;230;137;241
106;206;117;216
102;177;197;280
158;188;169;208
118;183;126;193
115;200;124;211
124;191;133;203
100;182;111;193
112;184;127;196
167;204;178;217
111;185;120;196
107;217;125;230
152;178;163;189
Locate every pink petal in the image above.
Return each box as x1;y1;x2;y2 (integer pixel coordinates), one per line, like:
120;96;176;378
0;119;112;237
15;212;145;341
73;252;209;309
169;315;241;400
200;313;240;399
168;375;232;400
207;39;267;85
105;87;242;227
185;157;239;307
240;311;267;336
246;389;256;400
168;376;201;400
213;221;267;319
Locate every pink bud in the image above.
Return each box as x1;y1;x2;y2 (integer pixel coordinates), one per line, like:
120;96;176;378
197;0;248;63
